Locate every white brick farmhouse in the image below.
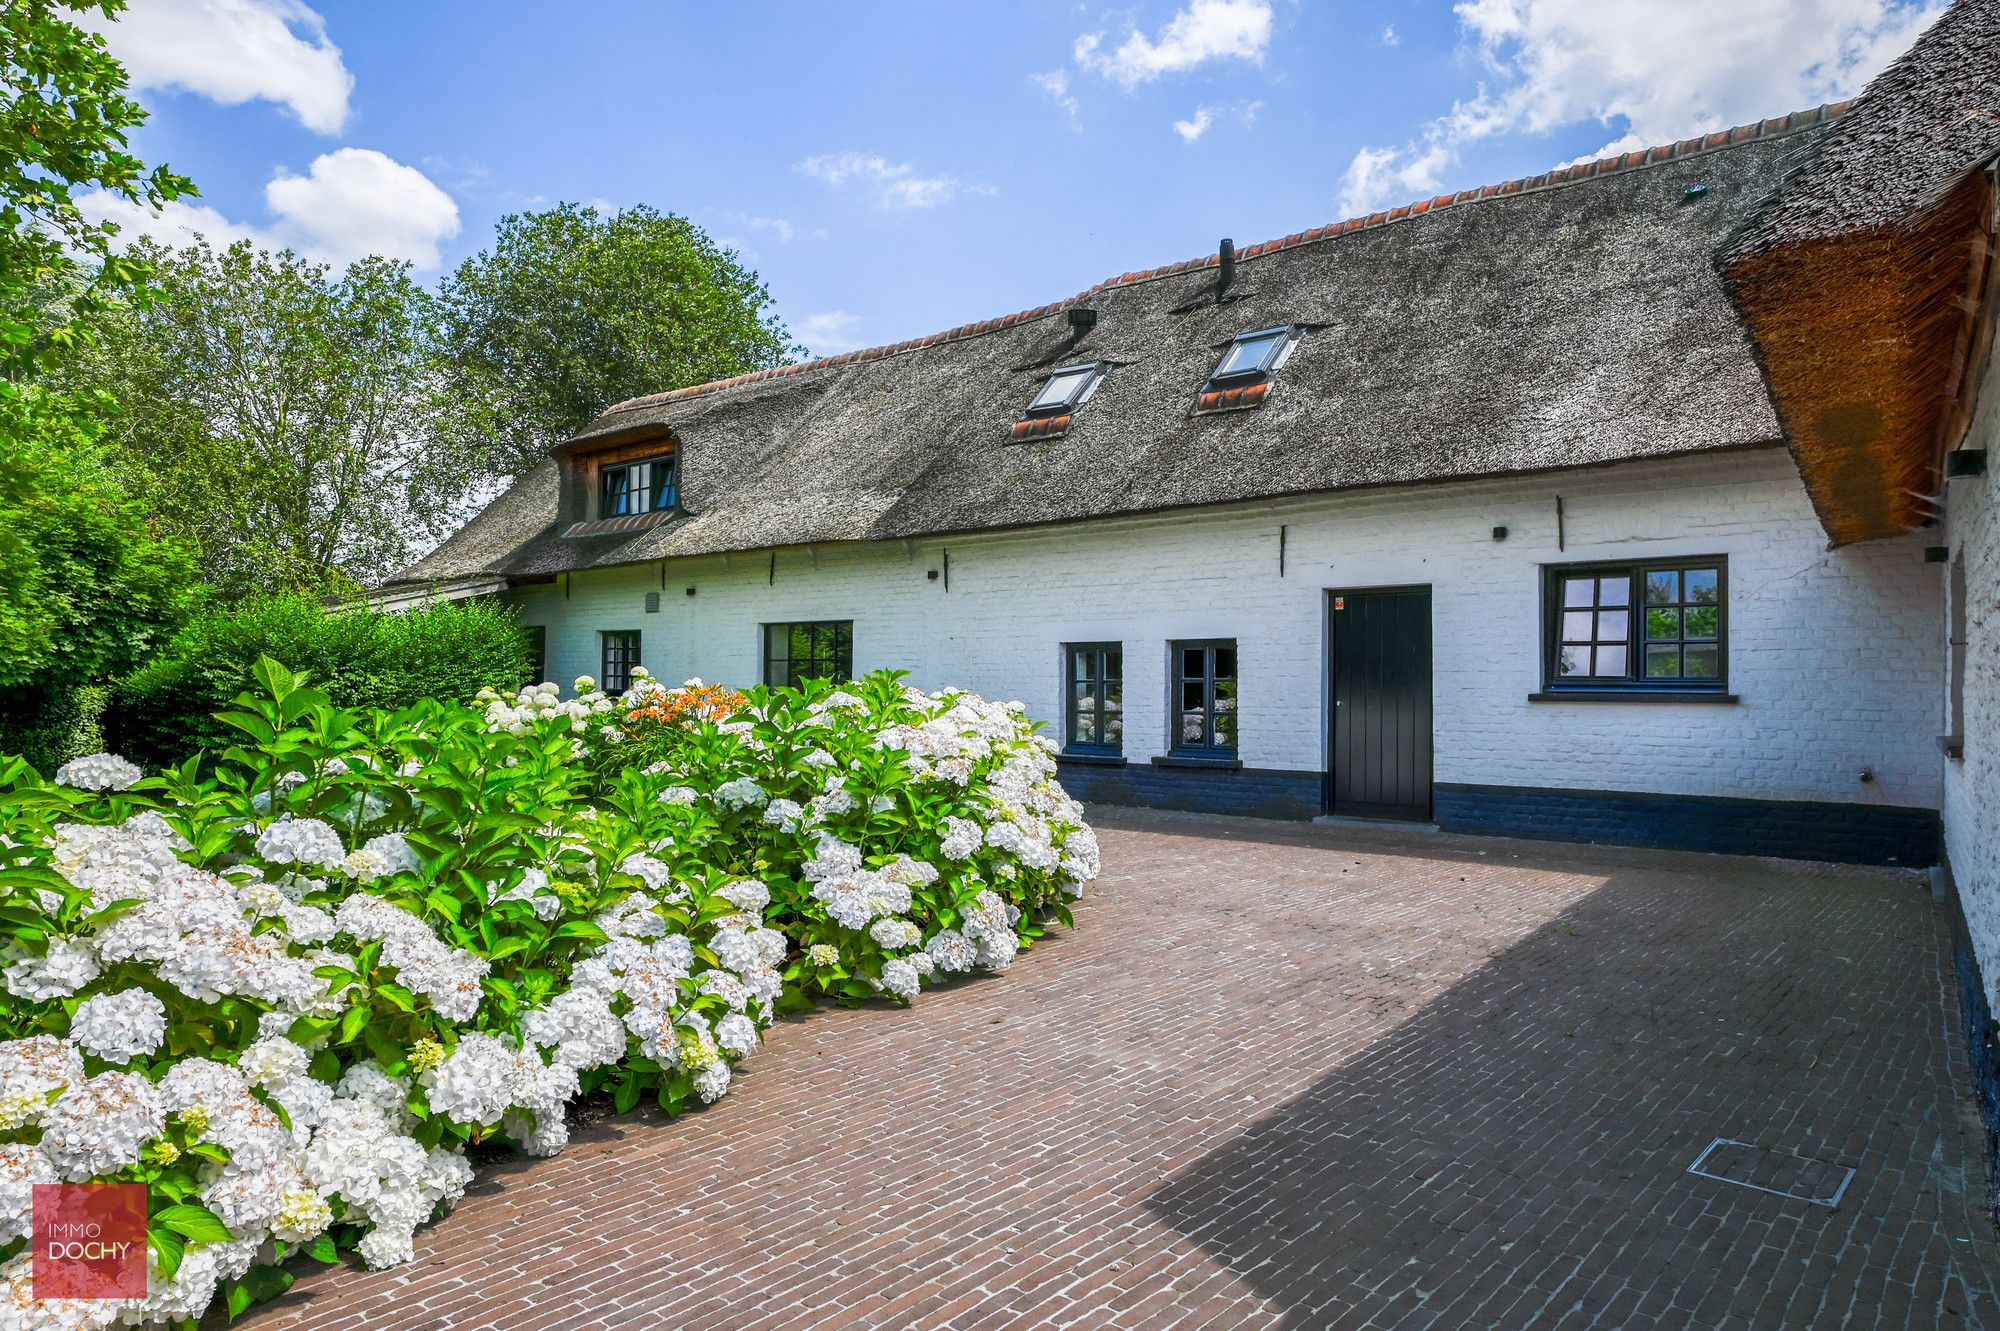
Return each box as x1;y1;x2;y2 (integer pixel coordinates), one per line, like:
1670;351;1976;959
382;1;2000;903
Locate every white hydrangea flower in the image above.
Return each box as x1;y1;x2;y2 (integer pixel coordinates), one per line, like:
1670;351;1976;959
880;958;921;1000
2;939;100;1002
761;798;807;831
869;917;922;950
238;1035;311;1087
940;817;984;861
419;1033;530;1126
693;1061;732;1104
522;989;627;1071
333;894;488;1022
714;777;770;811
254;817;347;870
69;988;166;1065
0;1144;55;1245
40;1071;164;1179
0;1036;83;1117
659;785;699;805
714;1013;760;1056
717;879;771;913
53;752;142;791
924;929;978;973
272;1188;335;1243
343;832;421;882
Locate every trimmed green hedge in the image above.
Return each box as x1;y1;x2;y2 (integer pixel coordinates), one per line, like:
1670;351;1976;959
108;594;533;766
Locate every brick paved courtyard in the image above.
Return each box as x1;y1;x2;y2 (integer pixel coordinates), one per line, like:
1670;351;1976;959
246;809;2000;1330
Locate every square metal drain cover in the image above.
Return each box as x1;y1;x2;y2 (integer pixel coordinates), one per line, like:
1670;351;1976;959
1686;1138;1855;1208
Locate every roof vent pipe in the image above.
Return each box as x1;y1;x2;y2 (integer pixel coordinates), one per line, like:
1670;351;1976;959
1217;238;1236;300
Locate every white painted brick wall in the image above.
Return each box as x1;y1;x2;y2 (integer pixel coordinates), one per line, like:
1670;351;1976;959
1946;327;2000;1009
508;446;1942;810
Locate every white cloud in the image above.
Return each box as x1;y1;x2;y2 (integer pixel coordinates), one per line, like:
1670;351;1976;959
1076;0;1273;88
1336;0;1945;217
796;153;992;210
74;194;277;252
1174;107;1217;142
1382;24;1400;46
80;148;461;269
1173;100;1261;143
1032;69;1082;129
797;311;864;356
78;0;352;133
708;212;825;255
265;149;461;267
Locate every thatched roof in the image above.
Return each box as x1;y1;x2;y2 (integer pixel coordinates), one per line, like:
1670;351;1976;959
389;110;1843;589
1723;0;2000;545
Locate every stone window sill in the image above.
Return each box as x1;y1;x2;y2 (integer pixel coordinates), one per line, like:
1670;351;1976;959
1057;752;1127;767
1527;690;1739;705
1152;754;1245;771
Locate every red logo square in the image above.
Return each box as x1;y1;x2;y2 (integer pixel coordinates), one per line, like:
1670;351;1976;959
32;1184;147;1299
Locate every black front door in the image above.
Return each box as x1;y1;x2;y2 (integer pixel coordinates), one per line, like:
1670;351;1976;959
1328;586;1433;820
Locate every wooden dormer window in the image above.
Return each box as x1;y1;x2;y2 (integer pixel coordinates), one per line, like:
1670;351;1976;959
599;454;677;518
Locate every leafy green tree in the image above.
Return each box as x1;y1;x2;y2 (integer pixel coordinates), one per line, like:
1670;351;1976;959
69;238;481;597
0;383;202;769
0;0;202;770
1;0;191;378
436;203;795;474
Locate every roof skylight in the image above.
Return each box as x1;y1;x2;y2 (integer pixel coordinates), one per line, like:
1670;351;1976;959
1209;327;1297;385
1196;327;1299;415
1026;363;1104;417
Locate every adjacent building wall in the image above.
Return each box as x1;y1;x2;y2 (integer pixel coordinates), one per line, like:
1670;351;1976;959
1946;328;2000;1007
508;446;1943;860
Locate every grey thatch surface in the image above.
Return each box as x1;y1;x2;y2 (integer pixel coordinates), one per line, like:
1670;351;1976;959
391;124;1830;588
1726;0;2000;256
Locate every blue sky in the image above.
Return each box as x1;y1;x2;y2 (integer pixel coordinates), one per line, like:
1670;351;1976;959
84;0;1945;362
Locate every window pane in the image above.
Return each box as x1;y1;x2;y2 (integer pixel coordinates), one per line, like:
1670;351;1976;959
1216;332;1283;378
603;467;632;515
1684;606;1718;639
1646;608;1681;640
1181;681;1206;709
653;460;678;510
1596;609;1629;641
1645;570;1679;604
1645;645;1681;679
1181;648;1204;679
1597;578;1630;607
1562;610;1595;641
1564;578;1596;608
1593;645;1628;677
1180;710;1208;744
1558;646;1586;677
1684;568;1718;604
1030;367;1092;411
1683;644;1720;679
1104;647;1122;680
1071;651;1095;683
1214;706;1237;749
1214;646;1236;679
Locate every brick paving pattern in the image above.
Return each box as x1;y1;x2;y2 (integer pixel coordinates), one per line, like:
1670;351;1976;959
245;809;2000;1330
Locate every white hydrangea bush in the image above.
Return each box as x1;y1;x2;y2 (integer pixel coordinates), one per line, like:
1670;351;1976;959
0;658;1096;1327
